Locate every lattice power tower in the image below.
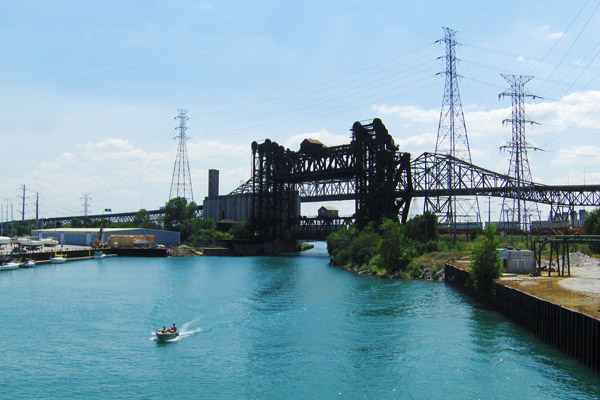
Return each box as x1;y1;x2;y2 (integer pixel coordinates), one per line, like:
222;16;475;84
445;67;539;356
169;109;194;202
426;27;481;227
499;75;540;230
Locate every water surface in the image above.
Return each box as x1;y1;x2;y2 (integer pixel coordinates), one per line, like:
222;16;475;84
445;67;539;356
0;242;598;399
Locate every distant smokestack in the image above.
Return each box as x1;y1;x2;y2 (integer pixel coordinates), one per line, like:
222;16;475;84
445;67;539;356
208;169;219;199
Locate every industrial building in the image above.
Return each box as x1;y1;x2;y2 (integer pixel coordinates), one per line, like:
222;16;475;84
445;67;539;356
497;248;535;274
30;228;180;247
202;169;301;222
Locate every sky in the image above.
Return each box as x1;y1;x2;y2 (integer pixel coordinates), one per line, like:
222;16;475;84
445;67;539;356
1;0;600;222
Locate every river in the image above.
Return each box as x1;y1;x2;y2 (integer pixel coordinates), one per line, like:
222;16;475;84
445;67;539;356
0;242;598;399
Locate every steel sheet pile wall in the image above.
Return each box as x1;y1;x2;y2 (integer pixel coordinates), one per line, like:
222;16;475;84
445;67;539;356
445;264;600;372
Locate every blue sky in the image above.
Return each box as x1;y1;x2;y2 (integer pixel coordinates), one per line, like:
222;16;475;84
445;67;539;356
1;1;599;221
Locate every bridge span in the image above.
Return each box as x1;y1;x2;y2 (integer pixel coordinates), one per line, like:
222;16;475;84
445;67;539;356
29;119;599;240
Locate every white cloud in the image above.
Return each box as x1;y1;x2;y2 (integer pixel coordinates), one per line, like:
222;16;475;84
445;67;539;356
81;138;135;151
38;152;75;169
285;130;350;150
546;32;564;39
187;140;248;161
552;145;600;166
373;104;438;124
394;133;436;149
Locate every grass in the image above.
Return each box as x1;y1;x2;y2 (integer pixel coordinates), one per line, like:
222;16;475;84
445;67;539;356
500;274;600;320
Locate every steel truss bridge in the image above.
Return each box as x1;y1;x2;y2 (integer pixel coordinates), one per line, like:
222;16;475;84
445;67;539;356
30;119;599;239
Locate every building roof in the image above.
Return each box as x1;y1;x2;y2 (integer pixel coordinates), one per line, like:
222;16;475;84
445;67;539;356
300;138;327;150
33;228;140;233
319;206;339;211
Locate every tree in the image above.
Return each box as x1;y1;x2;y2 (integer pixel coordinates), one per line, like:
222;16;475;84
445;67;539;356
163;197;201;241
348;230;380;267
404;212;438;243
163;197;197;230
377;218;417;273
470;223;502;295
133;209;158;229
583;209;600;253
326;226;357;266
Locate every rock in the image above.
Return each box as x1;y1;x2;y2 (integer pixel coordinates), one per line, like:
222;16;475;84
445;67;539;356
167;245;203;257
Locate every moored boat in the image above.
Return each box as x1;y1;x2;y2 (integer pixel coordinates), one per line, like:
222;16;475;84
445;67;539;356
41;238;59;247
50;253;67;264
0;262;21;271
20;259;36;268
92;251;106;259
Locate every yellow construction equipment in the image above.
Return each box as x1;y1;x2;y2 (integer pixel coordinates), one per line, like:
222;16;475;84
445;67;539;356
92;220;106;248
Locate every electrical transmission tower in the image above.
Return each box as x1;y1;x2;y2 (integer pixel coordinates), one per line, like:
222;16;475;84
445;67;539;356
81;193;91;216
426;27;481;228
499;74;540;231
169;109;194;203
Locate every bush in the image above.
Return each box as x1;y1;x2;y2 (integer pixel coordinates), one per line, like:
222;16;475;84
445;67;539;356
348;230;381;267
376;218;417;273
326;226;356;266
469;223;502;295
584;209;600;253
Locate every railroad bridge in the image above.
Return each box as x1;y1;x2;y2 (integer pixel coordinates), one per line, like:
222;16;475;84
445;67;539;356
229;118;600;240
38;119;600;241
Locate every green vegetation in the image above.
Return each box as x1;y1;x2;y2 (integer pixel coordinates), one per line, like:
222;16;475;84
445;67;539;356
469;223;502;294
11;197;252;246
584;209;600;253
326;212;440;277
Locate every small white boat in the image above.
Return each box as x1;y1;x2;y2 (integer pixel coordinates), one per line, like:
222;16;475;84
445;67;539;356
92;251;106;259
0;236;11;245
50;253;67;264
41;238;59;247
20;260;36;268
0;262;21;271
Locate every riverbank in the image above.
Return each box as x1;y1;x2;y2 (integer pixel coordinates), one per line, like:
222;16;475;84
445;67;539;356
445;263;600;373
449;254;600;320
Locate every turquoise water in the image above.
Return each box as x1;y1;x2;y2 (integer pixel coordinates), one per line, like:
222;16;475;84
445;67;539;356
0;242;599;399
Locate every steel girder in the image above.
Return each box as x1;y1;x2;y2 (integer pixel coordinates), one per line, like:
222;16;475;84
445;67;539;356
411;152;600;209
248;119;413;238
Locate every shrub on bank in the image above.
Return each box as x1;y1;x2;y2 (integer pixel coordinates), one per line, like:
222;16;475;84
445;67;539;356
326;215;438;276
469;223;502;294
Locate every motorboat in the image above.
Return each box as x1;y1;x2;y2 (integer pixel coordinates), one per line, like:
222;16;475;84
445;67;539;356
0;262;21;271
50;253;67;264
16;238;43;248
0;236;11;245
41;238;59;247
155;326;179;341
92;251;106;259
20;259;36;268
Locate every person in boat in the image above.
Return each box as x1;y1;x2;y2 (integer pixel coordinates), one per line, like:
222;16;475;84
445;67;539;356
172;323;177;333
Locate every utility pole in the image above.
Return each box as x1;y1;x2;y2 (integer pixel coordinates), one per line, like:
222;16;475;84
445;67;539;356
427;27;481;236
81;193;91;216
35;192;39;229
18;184;27;221
499;74;541;232
169;109;194;203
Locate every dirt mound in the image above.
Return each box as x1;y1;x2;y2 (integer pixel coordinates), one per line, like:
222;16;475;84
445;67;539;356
167;245;203;257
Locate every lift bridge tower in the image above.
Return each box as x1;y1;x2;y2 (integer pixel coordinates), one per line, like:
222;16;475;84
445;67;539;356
426;27;481;229
169;109;194;203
